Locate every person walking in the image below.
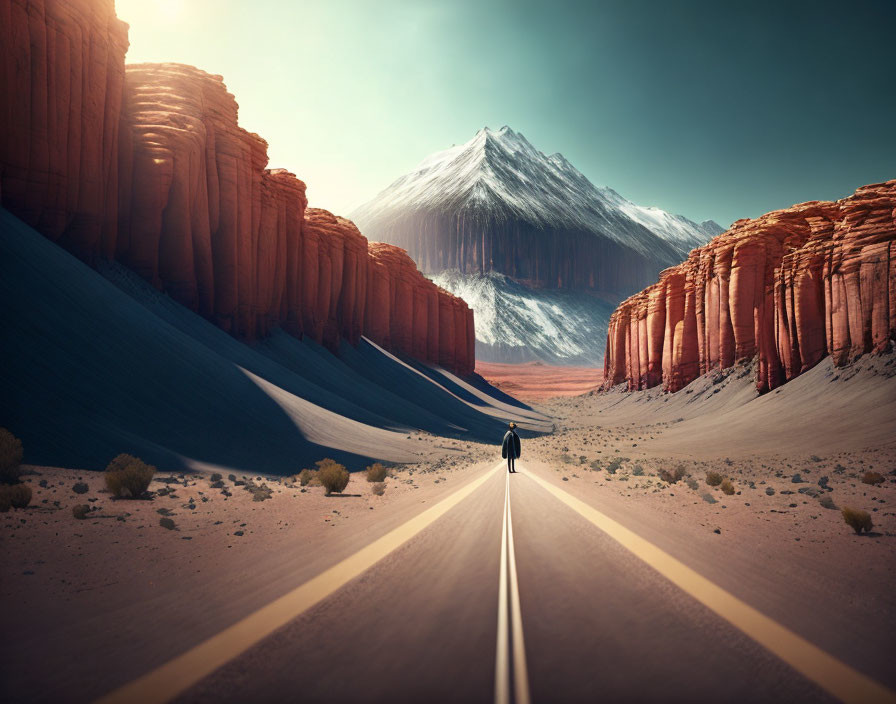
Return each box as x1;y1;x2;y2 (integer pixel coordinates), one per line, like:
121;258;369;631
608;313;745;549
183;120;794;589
502;422;521;473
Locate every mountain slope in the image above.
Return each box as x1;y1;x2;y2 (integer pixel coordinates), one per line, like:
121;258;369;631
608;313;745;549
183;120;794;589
430;270;615;365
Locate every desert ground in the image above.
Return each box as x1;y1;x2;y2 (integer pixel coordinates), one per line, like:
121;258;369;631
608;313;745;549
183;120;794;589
2;354;894;703
476;360;603;399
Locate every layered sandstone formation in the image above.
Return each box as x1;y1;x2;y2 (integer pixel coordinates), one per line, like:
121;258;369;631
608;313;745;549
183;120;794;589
0;1;474;375
603;181;896;393
0;0;128;258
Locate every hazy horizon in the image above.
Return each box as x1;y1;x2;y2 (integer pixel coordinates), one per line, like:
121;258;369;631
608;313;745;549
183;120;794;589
116;0;895;229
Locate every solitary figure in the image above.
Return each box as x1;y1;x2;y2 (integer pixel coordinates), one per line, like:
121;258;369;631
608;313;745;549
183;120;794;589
502;422;521;473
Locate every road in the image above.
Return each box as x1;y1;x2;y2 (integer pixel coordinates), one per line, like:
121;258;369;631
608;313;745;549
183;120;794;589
98;463;896;704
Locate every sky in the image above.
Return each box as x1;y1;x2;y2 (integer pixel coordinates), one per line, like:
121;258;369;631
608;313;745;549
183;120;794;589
115;0;895;227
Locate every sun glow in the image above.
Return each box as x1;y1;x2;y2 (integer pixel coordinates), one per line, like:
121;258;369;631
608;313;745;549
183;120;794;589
116;0;184;26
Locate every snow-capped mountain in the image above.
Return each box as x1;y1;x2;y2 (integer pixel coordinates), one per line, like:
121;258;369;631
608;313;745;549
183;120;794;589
596;186;724;253
351;126;723;364
351;126;721;285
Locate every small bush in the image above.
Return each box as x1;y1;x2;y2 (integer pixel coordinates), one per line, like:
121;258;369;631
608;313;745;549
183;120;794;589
589;459;602;472
317;459;349;495
72;504;90;520
0;428;24;484
861;471;885;486
371;482;386;496
159;517;176;530
632;464;644;476
606;457;624;475
706;471;723;487
8;483;32;508
244;480;272;502
659;465;686;484
105;454;156;498
720;478;735;495
841;507;873;534
297;468;319;487
366;463;389;483
72;482;89;495
210;473;223;483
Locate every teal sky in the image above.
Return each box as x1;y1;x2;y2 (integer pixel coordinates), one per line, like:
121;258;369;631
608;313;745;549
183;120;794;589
117;0;895;227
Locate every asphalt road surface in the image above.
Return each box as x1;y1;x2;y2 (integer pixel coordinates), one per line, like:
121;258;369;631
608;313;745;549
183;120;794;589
99;463;895;704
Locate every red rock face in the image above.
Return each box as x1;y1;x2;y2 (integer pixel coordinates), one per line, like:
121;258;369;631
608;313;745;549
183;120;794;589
0;5;475;375
365;243;475;375
603;181;896;393
0;0;128;259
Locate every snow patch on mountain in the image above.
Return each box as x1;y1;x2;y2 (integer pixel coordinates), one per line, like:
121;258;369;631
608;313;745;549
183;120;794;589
430;270;615;365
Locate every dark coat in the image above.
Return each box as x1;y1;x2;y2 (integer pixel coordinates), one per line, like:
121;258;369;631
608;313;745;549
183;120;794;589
502;430;521;459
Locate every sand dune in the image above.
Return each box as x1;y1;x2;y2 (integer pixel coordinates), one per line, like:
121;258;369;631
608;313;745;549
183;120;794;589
0;208;548;473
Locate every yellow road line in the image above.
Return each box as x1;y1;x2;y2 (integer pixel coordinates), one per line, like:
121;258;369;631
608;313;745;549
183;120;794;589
506;472;531;704
96;463;502;704
524;465;896;704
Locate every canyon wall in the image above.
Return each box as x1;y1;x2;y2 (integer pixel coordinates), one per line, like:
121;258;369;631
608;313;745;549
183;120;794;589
603;181;896;393
360;211;666;293
0;1;474;375
0;0;128;259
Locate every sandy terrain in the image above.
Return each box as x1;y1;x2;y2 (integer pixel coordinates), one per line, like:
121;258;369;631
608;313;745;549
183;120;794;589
2;353;894;702
524;352;896;684
476;361;603;399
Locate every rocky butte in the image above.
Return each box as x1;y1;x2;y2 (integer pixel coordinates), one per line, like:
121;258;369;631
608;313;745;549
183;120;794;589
602;181;896;393
0;0;474;375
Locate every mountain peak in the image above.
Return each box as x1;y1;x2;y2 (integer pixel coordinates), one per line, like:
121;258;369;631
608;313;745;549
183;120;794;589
352;128;715;262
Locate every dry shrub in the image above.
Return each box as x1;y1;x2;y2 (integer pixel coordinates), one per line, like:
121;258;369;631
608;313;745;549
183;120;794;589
316;459;349;496
0;428;24;484
297;468;320;486
705;470;723;487
244;480;273;502
72;504;90;520
105;453;156;498
371;482;386;496
159;517;176;530
606;457;625;474
659;465;686;484
0;483;31;510
720;478;735;495
841;507;873;534
366;463;389;483
861;471;885;486
8;483;31;508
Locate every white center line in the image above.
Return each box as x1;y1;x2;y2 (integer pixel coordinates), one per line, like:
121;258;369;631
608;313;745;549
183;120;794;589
495;470;531;704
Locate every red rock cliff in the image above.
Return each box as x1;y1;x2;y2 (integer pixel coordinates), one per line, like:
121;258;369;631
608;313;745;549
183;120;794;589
603;181;896;393
0;0;128;259
0;2;475;376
